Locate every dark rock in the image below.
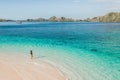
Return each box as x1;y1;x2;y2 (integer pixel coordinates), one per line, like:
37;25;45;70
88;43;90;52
91;49;98;52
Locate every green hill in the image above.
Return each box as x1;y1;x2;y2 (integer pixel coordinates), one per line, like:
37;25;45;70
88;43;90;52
85;12;120;22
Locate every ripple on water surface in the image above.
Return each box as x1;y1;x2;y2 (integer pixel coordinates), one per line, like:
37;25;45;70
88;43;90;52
0;22;120;80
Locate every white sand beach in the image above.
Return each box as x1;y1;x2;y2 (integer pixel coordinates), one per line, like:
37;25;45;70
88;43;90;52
0;54;66;80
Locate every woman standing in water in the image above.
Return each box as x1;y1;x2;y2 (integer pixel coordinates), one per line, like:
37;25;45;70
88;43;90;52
30;50;33;59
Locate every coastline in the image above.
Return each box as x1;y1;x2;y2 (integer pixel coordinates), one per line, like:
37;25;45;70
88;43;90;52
0;22;120;80
0;54;66;80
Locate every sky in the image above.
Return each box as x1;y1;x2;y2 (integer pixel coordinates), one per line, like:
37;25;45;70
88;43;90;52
0;0;120;20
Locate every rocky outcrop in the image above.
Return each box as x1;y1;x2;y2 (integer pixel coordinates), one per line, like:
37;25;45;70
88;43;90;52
85;12;120;22
26;16;81;22
48;16;78;22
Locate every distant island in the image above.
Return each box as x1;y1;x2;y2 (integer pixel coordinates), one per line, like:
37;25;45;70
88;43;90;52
0;12;120;22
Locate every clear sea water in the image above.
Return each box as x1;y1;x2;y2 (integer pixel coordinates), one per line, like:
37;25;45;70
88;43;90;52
0;22;120;80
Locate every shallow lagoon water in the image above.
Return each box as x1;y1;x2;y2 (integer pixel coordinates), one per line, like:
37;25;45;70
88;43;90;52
0;22;120;80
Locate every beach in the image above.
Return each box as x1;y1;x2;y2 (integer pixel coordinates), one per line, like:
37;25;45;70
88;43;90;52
0;22;120;80
0;54;66;80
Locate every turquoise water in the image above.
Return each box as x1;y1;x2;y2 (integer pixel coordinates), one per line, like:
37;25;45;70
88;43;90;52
0;22;120;80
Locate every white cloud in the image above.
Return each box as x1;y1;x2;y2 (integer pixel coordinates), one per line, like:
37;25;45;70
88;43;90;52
72;0;81;3
89;0;120;4
89;0;120;11
72;0;120;12
114;0;120;3
106;7;120;10
106;5;120;11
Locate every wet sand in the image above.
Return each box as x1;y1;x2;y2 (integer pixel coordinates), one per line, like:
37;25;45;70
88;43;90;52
0;54;66;80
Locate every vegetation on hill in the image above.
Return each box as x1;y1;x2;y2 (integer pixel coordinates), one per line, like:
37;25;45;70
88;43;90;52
48;16;77;22
0;12;120;22
26;16;81;22
85;12;120;22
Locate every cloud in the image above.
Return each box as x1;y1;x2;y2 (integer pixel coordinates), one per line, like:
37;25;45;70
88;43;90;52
72;0;81;3
89;0;120;4
72;0;120;12
106;5;120;11
114;0;120;4
89;0;120;10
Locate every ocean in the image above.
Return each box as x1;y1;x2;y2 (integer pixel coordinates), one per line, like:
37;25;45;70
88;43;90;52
0;22;120;80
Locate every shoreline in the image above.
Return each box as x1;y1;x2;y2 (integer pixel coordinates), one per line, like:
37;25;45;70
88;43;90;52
0;53;67;80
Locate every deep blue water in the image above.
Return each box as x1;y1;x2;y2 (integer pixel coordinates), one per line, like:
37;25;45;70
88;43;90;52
0;22;120;80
